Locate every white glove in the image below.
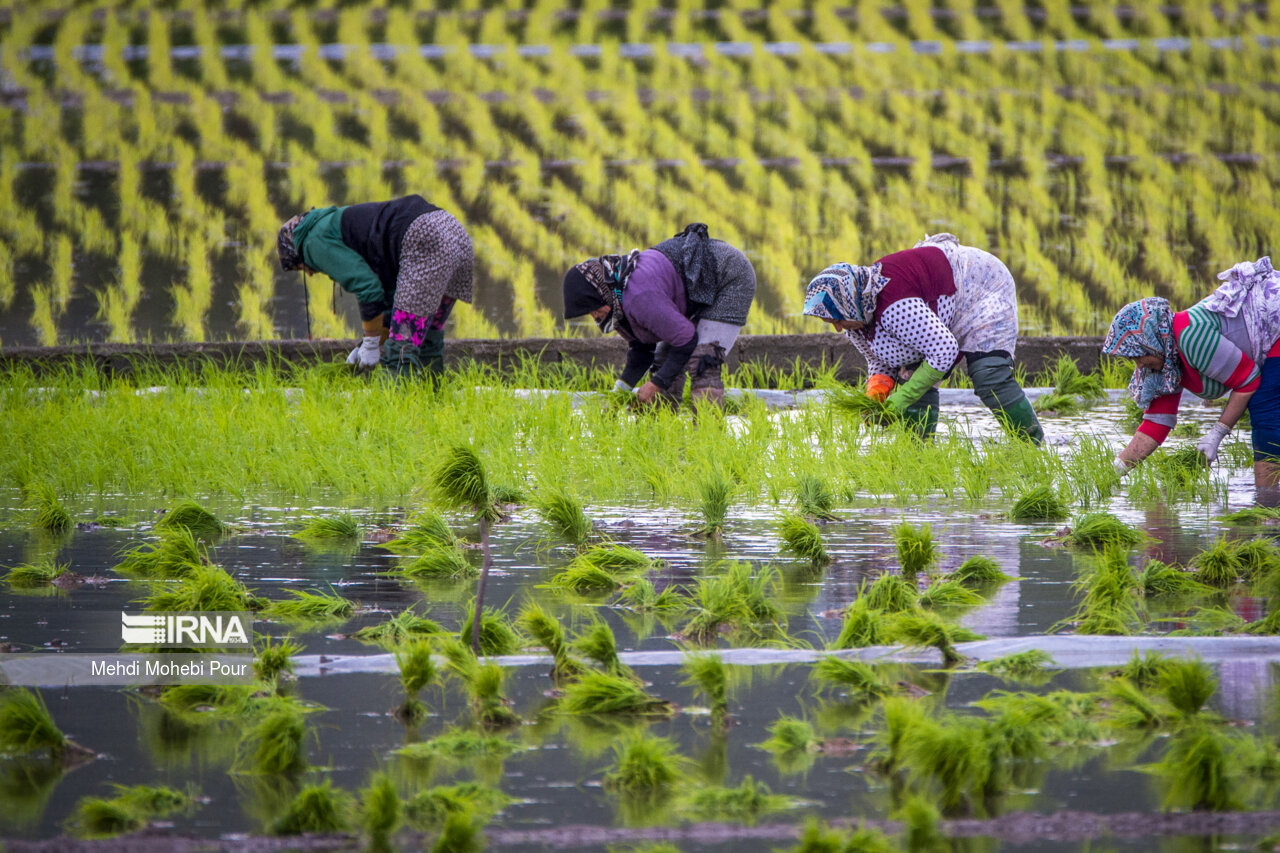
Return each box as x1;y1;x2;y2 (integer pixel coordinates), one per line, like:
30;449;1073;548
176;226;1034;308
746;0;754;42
1197;422;1231;463
346;336;381;368
613;379;634;393
1113;455;1130;476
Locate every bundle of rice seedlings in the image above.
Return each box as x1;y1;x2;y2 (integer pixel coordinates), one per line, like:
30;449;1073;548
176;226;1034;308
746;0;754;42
977;649;1054;680
694;476;735;540
457;606;522;657
1137;560;1211;597
396;546;477;579
1009;485;1068;521
573;618;625;675
894;522;937;577
1113;650;1172;688
1191;538;1244;588
617;577;686;615
1163;446;1210;474
4;559;70;589
885;611;979;666
396;640;437;722
759;716;819;755
1231;537;1280;581
603;734;684;792
559;671;672;716
157;684;254;714
894;795;945;851
261;589;354;623
681;563;783;642
534;485;593;544
788;819;895;853
901;715;991;814
873;698;929;774
358;773;401;847
831;598;888;649
254;635;301;685
68;785;193;838
948;556;1011;586
0;689;78;758
918;579;984;610
433;445;500;522
546;545;655;593
795;474;840;521
155;500;224;542
680;776;790;823
862;573;918;613
438;640;519;727
681;653;728;722
1159;658;1217;718
396;731;519;760
272;782;353;835
1068;549;1139;635
382;513;457;553
1105;678;1167;729
1151;725;1242;811
405;784;510;830
1220;505;1280;525
828;384;895;423
114;529;204;578
294;513;359;542
27;483;71;534
518;601;582;680
429;808;485;853
351;611;444;648
1045;355;1106;400
811;656;891;699
779;513;830;567
1033;391;1082;415
240;706;307;775
1061;513;1145;550
144;563;256;612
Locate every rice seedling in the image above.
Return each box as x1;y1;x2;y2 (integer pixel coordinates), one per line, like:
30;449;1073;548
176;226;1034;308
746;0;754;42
1043;355;1106;400
0;689;80;759
680;776;791;823
978;650;1054;680
779;513;830;567
27;482;71;533
68;785;193;838
1009;485;1067;520
1033;391;1083;415
438;641;519;728
406;784;510;831
901;714;991;814
811;657;892;700
396;640;437;722
396;731;519;761
115;529;205;578
254;635;301;685
862;573;918;613
1163;445;1210;474
1060;513;1145;550
831;598;889;649
948;555;1012;585
1191;538;1244;588
155;500;224;542
682;562;783;642
1220;505;1280;525
396;546;478;579
1137;560;1211;597
261;589;355;623
1114;650;1173;688
574;618;626;676
885;611;979;666
1105;678;1168;730
760;715;820;756
1231;538;1280;581
546;544;655;593
893;794;945;850
917;579;984;610
827;383;895;424
428;807;484;853
359;773;401;849
795;474;840;522
351;611;444;648
382;513;458;552
1066;549;1139;635
559;671;672;717
294;513;360;541
894;522;937;577
1150;725;1243;811
271;782;353;834
457;605;522;657
433;445;501;522
681;653;729;723
239;706;307;775
1159;658;1217;718
143;563;257;613
786;819;896;853
4;559;70;589
617;578;687;615
695;474;734;538
534;485;593;544
518;601;582;680
157;684;255;714
603;733;684;792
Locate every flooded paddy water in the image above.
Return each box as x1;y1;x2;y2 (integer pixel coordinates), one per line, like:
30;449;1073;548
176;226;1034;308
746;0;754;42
3;384;1280;851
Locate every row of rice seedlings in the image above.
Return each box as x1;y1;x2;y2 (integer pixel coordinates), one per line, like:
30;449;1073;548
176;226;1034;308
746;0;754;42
66;784;194;839
533;485;593;544
382;512;459;552
4;558;71;589
1008;484;1068;521
546;544;657;593
155;500;225;542
779;513;829;568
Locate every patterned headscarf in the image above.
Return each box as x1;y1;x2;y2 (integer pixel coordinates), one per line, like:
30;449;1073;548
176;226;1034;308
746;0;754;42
566;250;641;333
1103;297;1181;409
277;214;304;271
803;262;890;325
1201;256;1280;365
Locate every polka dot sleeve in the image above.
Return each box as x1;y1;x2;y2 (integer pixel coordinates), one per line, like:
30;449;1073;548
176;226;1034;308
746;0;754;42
846;330;893;377
877;298;960;372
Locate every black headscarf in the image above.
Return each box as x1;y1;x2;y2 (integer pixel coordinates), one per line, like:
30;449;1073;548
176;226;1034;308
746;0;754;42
562;251;640;333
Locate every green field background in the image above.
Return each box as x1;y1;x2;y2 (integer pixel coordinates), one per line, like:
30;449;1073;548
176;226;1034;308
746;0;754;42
0;0;1277;345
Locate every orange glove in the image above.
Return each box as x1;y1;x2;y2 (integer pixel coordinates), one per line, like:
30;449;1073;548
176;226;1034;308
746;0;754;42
865;373;895;402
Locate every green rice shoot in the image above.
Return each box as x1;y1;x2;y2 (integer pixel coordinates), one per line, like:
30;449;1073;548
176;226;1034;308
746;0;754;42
1009;485;1068;521
695;474;734;538
681;652;729;721
779;513;830;567
155;500;225;542
294;513;360;542
5;559;70;589
894;522;937;577
27;482;71;534
795;473;840;521
534;485;593;544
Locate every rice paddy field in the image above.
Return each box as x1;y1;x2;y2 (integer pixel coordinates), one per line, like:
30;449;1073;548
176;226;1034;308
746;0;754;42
5;362;1280;850
0;1;1279;345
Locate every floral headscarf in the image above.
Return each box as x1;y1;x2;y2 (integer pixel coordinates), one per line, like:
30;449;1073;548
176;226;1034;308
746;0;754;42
563;250;641;334
276;214;304;271
802;262;890;325
1103;297;1181;409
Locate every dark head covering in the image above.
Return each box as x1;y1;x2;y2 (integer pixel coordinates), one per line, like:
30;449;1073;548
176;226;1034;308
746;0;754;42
562;251;641;333
277;214;304;271
563;266;608;318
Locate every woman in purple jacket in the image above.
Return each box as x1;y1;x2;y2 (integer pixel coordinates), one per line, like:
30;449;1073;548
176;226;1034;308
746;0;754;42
562;225;756;406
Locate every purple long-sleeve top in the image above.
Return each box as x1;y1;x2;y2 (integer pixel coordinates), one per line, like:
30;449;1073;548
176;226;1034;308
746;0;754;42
619;250;696;346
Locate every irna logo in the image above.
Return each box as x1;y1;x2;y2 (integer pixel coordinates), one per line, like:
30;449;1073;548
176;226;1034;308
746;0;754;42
120;611;252;648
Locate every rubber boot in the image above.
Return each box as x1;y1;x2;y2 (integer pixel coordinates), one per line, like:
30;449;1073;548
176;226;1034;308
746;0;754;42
381;337;424;379
418;329;446;376
688;343;726;407
902;387;939;439
967;353;1044;445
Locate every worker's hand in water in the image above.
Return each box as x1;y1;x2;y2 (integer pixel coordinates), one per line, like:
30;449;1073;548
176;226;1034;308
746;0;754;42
347;336;382;369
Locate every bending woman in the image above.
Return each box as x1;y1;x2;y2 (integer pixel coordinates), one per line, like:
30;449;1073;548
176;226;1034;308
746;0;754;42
804;233;1043;443
562;224;756;406
1104;257;1280;487
277;194;473;376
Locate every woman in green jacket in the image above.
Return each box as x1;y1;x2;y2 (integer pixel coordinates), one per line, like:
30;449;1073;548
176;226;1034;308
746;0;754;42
277;195;473;375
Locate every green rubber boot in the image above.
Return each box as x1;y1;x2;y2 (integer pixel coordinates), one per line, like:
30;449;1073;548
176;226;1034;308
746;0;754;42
994;396;1045;445
418;329;446;376
902;387;940;439
381;337;424;378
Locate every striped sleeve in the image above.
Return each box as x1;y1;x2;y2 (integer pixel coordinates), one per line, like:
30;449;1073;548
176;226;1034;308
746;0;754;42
1178;306;1261;395
1138;392;1180;444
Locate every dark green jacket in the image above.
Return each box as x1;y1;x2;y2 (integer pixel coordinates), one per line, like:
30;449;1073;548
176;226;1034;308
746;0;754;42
292;206;386;315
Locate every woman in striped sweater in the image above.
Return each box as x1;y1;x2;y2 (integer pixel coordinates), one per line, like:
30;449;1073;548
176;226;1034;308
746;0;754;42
1104;257;1280;488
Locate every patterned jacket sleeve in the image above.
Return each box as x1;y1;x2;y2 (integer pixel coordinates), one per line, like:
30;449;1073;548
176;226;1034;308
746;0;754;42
875;299;960;373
